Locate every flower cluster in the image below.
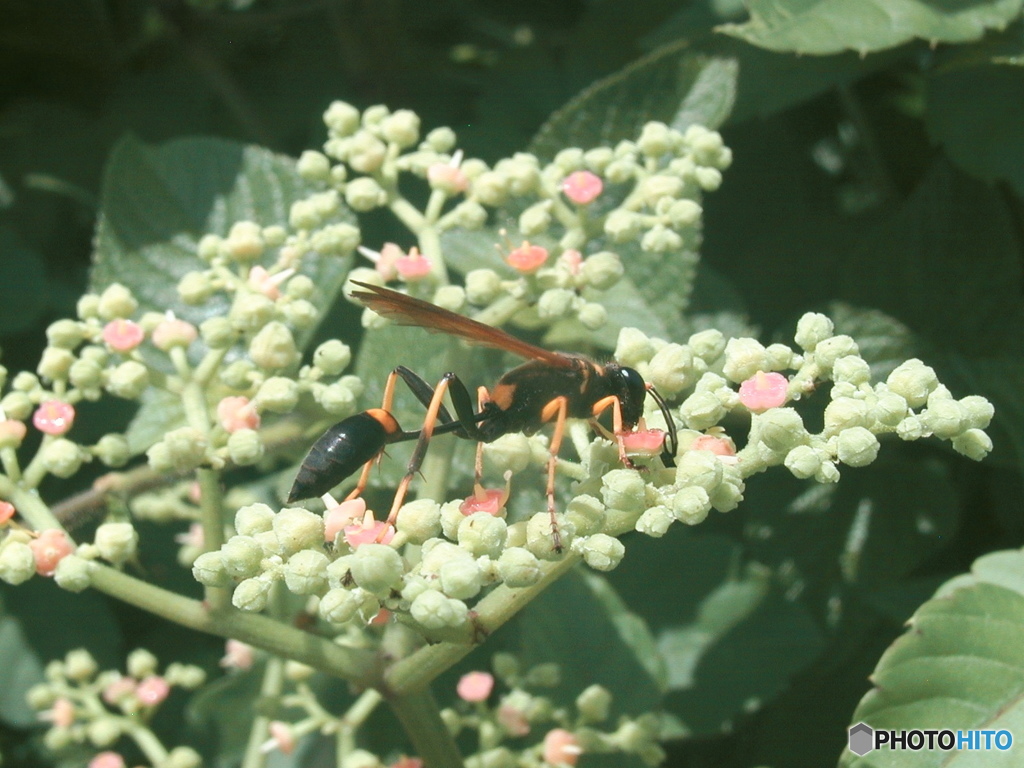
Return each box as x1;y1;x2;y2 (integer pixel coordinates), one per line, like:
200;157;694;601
26;648;205;768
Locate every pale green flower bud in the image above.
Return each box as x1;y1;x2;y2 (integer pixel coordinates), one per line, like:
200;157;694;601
675;450;723;490
87;718;121;747
464;269;501;305
764;343;794;371
12;372;39;393
285;275;315;300
897;414;925;441
220;359;256;390
639;174;684;205
165;747;202;768
784;445;822;479
105;361;149;400
255;376;299;413
518;201;552;236
440;558;482;599
297;150;331;181
410;589;468;629
604;158;637;184
0;541;35;585
164;663;206;689
440;501;467;541
649;343;695;397
886;359;938;409
470;171;508;207
94;522;138;565
952;428;992;461
579;303;607;330
695;166;723;190
688;329;726;362
823;397;870;435
350;544;403;595
836;426;880;467
316;383;356;415
709;471;744;512
346;131;387;174
536;288;575;321
579;251;623;291
565;494;605;536
601;469;646;512
126;648;158;678
723;337;768;383
757;408;807;452
284;550;329;595
232;576;272;611
284;299;320;331
235;503;275;536
324;101;360;137
576;684;612;722
483;433;533;474
68;358;103;390
615;328;655;367
26;683;56;710
679;391;726;431
832;355;870;385
148;427;207;473
500;153;540;195
249;322;298;371
641;225;683;253
192;551;231;587
581;147;613;174
37;347;75;381
345;177;387;212
958;396;994;430
525;512;572;560
289;199;319;230
579;533;624;571
64;649;97;682
813;335;859;371
98;283;138;321
43;728;73;751
319;587;359;624
636;505;674;536
229;293;275;334
196;233;222;261
603;210;643;242
496;546;541;588
274;508;325;555
429;286;463;314
396;499;442;543
794;313;834;351
380;109;420;148
43;439;84;478
676;482;715;523
221;535;264;579
922;399;964;439
177;271;214;305
424;126;457;152
447;200;488;230
46;319;85;349
77;293;101;319
637;121;672;157
313;340;352;376
198;317;234;350
666;198;702;228
311;222;361;255
872;392;908;427
54;554;92;592
228;429;264;466
458;513;507;558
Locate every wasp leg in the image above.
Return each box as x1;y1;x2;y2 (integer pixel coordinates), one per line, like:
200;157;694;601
539;395;570;553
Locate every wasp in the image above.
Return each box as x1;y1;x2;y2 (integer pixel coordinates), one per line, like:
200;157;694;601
288;282;678;549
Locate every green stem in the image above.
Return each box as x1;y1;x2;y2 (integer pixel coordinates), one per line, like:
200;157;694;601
20;435;54;491
0;447;21;482
197;467;230;610
385;687;465;768
87;565;379;687
123;721;170;766
241;656;286;768
337;689;384;764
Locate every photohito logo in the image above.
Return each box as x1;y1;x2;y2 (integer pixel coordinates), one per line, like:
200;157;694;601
848;723;1013;756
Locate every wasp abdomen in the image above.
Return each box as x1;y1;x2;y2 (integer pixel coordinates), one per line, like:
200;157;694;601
287;409;398;503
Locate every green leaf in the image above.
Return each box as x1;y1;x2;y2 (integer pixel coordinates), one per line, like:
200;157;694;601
0;225;48;334
0;607;44;727
826;302;921;380
123;387;185;455
186;667;262;766
719;0;1024;56
841;546;1024;766
530;43;739;160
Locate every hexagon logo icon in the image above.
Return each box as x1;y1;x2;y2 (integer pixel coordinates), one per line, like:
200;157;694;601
849;722;874;756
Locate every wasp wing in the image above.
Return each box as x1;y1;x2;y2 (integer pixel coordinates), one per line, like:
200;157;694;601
351;282;572;367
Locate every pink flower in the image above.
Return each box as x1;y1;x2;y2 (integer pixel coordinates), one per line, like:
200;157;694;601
621;429;667;456
264;721;296;754
738;371;789;412
343;509;395;548
0;419;27;446
324;498;367;543
394;247;433;281
0;501;15;524
691;434;737;457
89;752;126;768
151;317;198;351
559;249;583;275
543;728;582;766
248;266;294;300
29;529;74;576
457;671;494;702
506;242;548;274
427;163;469;194
358;243;402;281
102;676;137;705
174;522;204;549
368;608;392;627
220;639;255;670
217;396;260;432
33;401;75;435
389;757;423;768
136;676;170;706
42;697;75;727
561;171;603;205
460;474;511;517
102;319;145;352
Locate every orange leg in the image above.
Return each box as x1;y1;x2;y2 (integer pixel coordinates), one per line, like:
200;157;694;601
590;395;635;469
343;371;403;501
539;396;570;552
